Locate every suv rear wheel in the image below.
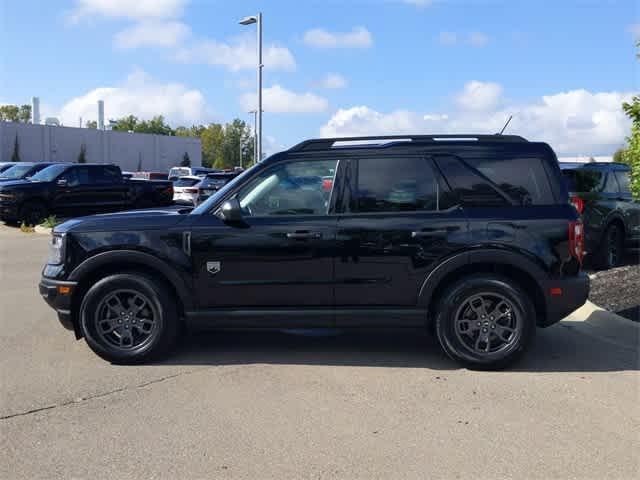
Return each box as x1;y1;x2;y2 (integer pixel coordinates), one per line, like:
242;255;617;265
79;273;180;364
435;275;535;370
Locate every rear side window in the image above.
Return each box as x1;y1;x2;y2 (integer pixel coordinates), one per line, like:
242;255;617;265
464;156;554;205
92;166;121;184
355;157;452;213
615;171;631;193
561;169;603;193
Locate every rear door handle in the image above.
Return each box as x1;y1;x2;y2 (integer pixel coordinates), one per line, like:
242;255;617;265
286;231;321;240
411;229;448;238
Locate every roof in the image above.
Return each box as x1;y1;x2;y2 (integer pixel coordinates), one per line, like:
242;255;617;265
288;134;528;153
559;162;630;171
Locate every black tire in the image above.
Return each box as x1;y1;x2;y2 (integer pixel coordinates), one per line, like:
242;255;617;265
79;273;180;364
19;200;47;226
435;275;536;370
592;223;624;270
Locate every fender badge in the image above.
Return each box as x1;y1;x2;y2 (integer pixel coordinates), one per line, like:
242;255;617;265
206;261;221;275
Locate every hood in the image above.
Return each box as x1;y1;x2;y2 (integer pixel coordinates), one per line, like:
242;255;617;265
54;207;192;234
0;179;36;189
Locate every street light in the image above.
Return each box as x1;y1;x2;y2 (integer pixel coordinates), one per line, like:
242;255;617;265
239;12;262;162
248;110;257;164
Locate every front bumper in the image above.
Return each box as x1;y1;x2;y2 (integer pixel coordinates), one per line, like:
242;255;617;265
540;272;590;327
0;202;19;220
39;277;78;332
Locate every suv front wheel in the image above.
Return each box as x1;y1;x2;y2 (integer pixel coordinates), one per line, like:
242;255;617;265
79;273;180;364
435;275;535;370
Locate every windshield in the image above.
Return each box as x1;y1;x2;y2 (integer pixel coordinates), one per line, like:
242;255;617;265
0;164;35;179
191;164;259;215
30;164;69;182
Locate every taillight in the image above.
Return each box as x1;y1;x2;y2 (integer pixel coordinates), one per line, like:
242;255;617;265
570;195;584;215
568;220;585;264
184;188;198;193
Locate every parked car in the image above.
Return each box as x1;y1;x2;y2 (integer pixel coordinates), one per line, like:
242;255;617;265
0;163;173;224
196;172;241;203
172;175;202;206
560;162;640;269
168;166;218;181
39;134;588;369
0;162;18;174
0;162;60;182
131;171;169;181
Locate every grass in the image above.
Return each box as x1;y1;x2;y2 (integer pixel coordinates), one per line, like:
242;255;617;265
20;222;35;233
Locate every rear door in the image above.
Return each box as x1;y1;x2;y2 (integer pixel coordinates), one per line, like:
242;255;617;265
89;165;128;212
334;153;465;322
614;170;640;242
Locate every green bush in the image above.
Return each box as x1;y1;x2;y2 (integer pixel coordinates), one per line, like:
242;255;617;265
40;215;59;229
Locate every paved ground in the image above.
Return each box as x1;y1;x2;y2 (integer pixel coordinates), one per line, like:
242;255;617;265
1;225;639;480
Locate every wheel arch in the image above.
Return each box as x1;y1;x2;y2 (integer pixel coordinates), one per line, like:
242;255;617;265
419;249;548;327
68;250;193;337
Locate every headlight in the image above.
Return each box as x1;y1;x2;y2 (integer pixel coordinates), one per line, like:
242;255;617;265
47;233;66;265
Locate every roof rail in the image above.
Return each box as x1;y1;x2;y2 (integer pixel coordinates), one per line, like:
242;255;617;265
288;134;528;153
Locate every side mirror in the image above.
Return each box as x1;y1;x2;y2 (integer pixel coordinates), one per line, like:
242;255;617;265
57;178;67;187
217;198;243;223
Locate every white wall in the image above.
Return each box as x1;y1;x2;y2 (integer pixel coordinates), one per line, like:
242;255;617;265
0;121;201;171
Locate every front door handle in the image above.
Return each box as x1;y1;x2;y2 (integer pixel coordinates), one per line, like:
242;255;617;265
286;231;321;240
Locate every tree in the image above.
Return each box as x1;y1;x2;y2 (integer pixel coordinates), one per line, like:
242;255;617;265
86;120;97;129
10;134;20;162
0;104;31;123
613;148;625;164
181;152;191;167
77;144;87;163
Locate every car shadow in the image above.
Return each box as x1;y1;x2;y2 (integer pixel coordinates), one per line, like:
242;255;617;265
158;320;638;373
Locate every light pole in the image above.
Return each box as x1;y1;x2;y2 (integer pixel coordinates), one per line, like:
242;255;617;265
239;12;262;162
248;110;257;164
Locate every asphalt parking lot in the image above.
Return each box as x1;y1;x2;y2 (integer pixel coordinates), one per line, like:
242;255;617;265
1;225;639;480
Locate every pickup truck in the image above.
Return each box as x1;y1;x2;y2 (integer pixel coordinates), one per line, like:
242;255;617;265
0;163;173;224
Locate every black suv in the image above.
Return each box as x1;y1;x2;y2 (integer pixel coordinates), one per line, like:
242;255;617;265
561;162;640;269
39;135;589;369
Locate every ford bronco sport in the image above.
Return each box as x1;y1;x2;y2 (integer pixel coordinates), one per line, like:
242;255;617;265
39;135;589;369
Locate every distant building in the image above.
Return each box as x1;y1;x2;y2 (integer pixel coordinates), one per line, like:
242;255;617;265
0;121;201;171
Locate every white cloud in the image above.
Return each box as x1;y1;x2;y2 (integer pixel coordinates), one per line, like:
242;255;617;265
175;36;296;71
114;20;190;49
401;0;434;6
316;73;348;89
455;80;503;111
438;31;458;46
468;31;489;47
70;0;187;21
628;23;640;40
303;27;373;49
438;31;489;47
320;84;633;156
240;85;328;113
58;69;210;126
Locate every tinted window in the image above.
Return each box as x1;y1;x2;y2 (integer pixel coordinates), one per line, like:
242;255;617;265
465;157;554;205
603;172;619;192
174;178;201;187
355;157;448;212
60;167;90;186
238;160;337;216
92;166;121;184
615;171;631;193
562;169;603;193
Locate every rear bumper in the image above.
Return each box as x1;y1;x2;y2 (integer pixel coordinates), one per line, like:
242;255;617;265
540;272;590;327
39;277;78;332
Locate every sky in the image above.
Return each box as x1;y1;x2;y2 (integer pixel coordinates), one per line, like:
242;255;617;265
1;0;638;156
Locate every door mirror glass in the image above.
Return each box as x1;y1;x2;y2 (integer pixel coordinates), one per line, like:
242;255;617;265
57;178;67;187
217;197;243;223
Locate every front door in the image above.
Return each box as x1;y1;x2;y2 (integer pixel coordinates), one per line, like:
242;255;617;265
190;158;340;321
53;166;95;216
334;155;465;312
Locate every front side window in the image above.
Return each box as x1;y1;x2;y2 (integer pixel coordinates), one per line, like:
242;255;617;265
355;157;447;213
60;167;90;187
237;160;338;216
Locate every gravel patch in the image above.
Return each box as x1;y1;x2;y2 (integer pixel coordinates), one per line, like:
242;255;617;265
589;263;640;322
